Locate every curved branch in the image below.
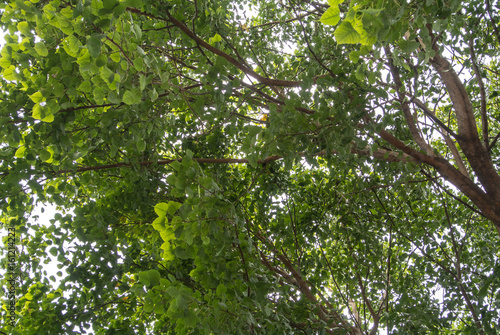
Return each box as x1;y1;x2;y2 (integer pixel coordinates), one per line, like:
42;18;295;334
410;97;469;177
378;127;500;232
159;9;302;88
427;25;500;202
384;46;435;156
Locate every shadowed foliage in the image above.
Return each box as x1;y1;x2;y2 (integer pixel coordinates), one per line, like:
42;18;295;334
1;0;500;334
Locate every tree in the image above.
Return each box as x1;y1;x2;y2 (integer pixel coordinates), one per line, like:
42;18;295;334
1;0;500;333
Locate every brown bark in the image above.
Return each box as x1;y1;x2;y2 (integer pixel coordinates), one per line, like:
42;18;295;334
427;31;500;203
378;129;500;234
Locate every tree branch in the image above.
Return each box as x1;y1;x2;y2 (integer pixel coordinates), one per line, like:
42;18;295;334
468;36;489;153
384;46;435;156
427;26;500;202
149;9;303;87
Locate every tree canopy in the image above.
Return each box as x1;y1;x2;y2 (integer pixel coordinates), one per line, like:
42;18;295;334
1;0;500;334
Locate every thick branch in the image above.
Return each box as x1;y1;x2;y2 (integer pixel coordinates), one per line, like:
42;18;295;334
411;97;469;177
377;128;500;231
427;26;500;203
468;36;489;152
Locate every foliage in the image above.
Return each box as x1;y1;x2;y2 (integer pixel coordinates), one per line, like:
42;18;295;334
0;0;500;334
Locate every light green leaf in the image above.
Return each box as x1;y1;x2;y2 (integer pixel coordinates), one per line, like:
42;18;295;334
0;57;11;68
154;202;169;217
17;21;32;36
320;6;340;26
32;103;54;123
349;50;362;63
152;216;166;229
209;33;222;45
134;57;144;71
34;42;48;56
110;52;120;62
63;35;81;57
328;0;343;6
334;21;362;44
29;91;45;103
99;66;114;84
161;242;175;261
166;202;182;215
14;146;26;158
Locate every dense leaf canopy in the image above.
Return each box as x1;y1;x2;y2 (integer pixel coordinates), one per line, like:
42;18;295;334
1;0;500;334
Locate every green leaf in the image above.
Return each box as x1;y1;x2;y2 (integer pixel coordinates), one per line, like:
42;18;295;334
29;91;45;103
0;57;11;68
139;74;147;90
49;247;58;256
398;40;421;53
110;52;121;62
123;89;142;105
334;21;362;44
14;146;26;158
155;202;169;218
209;33;222;44
17;21;32;36
320;6;340;26
125;0;142;7
149;87;158;101
99;66;114;84
166;202;182;215
138;271;151;286
40;149;51;162
134;57;144;72
78;81;92;93
87;35;102;58
349;50;362;63
34;42;48;56
73;0;84;18
32;103;54;123
328;0;343;6
147;269;161;286
136;139;146;152
216;283;227;296
63;35;82;57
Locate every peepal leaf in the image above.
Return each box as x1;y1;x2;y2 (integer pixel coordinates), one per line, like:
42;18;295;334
32;103;54;123
34;42;48;56
320;6;340;26
334;21;362;44
123;89;142;105
87;35;102;58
